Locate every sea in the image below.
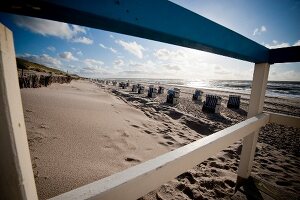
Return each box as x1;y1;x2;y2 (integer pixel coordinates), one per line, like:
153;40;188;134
110;79;300;99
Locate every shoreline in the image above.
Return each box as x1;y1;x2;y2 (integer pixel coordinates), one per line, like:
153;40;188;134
22;80;300;199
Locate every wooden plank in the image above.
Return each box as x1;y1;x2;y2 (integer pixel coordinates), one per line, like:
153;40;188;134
267;112;300;128
269;46;300;64
49;113;269;200
0;0;269;63
0;23;38;200
237;63;270;180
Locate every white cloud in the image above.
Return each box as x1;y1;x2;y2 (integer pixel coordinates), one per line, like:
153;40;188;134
59;51;78;61
14;16;87;40
253;25;267;36
153;48;187;61
99;43;117;53
264;40;290;49
47;46;56;52
110;48;117;53
114;59;124;67
72;36;93;44
84;59;104;67
293;40;300;46
263;39;300;49
99;43;107;49
79;59;106;76
18;53;62;68
151;48;242;80
109;35;114;39
72;25;86;34
115;40;145;58
77;51;83;56
162;64;181;71
269;64;300;81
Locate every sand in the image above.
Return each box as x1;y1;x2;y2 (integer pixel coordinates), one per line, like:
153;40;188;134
21;80;300;199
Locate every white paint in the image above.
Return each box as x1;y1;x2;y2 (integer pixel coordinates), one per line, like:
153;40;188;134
50;113;269;200
267;112;300;128
237;63;270;179
0;23;38;200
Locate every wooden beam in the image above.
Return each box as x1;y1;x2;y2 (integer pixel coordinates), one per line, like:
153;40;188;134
0;0;269;63
0;23;38;200
237;63;270;180
267;112;300;128
269;46;300;64
49;113;269;200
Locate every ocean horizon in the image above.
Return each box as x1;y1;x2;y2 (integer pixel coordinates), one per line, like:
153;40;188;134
99;78;300;99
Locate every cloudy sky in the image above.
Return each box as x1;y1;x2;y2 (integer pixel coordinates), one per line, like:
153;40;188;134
0;0;299;81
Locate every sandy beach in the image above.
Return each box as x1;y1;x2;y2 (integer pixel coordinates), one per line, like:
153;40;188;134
21;80;300;199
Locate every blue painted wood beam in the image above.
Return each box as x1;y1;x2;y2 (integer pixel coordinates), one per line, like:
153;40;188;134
269;46;300;64
0;0;273;63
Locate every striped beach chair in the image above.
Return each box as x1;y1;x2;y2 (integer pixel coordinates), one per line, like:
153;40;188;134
119;82;126;89
166;88;180;104
202;94;222;113
227;95;241;109
148;85;157;98
138;85;145;94
132;85;138;92
158;86;165;94
193;89;203;101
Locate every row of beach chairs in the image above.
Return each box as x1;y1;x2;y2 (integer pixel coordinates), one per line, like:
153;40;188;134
104;80;241;114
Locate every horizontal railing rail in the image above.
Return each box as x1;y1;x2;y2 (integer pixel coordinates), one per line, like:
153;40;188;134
266;112;300;128
49;113;270;200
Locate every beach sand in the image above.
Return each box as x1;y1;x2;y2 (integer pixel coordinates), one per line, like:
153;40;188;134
21;80;300;199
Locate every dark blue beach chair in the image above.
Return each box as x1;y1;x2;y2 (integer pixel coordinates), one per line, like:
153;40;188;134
202;94;222;113
227;95;241;109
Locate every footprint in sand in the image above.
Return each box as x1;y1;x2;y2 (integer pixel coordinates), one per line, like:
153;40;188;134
266;165;283;173
176;184;195;199
177;172;197;184
119;130;129;137
131;124;140;129
276;180;292;187
144;130;154;135
125;157;141;163
159;141;168;146
163;135;175;141
209;161;224;169
40;124;49;129
28;130;46;144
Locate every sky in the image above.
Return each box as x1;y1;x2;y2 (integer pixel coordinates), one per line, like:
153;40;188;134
0;0;299;81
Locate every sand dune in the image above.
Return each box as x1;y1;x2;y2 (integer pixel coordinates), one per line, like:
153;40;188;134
22;80;300;199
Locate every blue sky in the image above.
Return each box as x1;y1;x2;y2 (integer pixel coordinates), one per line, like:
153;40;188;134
0;0;299;81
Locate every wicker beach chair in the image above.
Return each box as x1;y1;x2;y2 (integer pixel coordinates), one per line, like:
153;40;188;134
148;85;158;98
227;95;241;109
158;86;165;94
138;85;145;94
193;89;203;101
132;84;138;93
202;94;222;113
167;88;180;104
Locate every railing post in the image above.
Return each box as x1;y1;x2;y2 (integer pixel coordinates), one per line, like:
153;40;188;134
0;23;38;199
237;63;270;184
